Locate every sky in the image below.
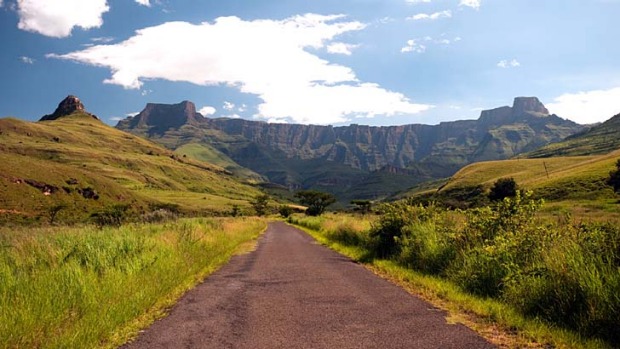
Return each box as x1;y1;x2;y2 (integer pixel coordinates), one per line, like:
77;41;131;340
0;0;619;126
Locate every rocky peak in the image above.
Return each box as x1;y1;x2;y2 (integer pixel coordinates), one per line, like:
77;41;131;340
512;97;549;116
117;100;204;135
40;95;98;121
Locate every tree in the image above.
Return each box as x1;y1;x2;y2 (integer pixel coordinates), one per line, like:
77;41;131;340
278;205;294;218
251;194;270;216
295;190;336;216
230;204;241;217
47;204;67;224
607;159;620;194
489;177;518;201
351;200;372;214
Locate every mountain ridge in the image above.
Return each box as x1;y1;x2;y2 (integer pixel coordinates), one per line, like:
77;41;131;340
117;97;585;201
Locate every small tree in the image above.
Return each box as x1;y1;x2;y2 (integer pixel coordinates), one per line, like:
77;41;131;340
230;204;241;217
489;177;518;201
278;205;294;218
351;200;372;214
47;204;67;224
295;190;336;216
607;159;620;194
251;194;270;216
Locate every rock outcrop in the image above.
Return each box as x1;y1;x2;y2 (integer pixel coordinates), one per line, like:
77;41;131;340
116;97;585;199
40;95;99;121
116;101;204;135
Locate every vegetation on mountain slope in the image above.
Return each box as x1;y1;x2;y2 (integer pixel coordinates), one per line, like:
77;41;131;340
0;114;262;224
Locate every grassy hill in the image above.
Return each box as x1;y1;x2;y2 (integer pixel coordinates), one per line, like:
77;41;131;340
0;114;262;224
404;149;620;217
528;113;620;157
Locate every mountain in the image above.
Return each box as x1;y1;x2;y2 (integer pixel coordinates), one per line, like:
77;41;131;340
40;95;99;121
527;112;620;157
0;97;262;225
116;97;584;202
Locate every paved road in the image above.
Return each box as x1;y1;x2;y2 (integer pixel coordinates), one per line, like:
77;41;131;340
122;222;495;349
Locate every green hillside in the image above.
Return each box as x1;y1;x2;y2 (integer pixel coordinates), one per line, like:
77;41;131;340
528;113;620;157
174;143;266;184
405;150;620;216
0;114;261;224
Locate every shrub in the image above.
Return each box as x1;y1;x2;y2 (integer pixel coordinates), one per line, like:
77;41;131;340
489;177;518;201
278;205;294;218
397;221;455;275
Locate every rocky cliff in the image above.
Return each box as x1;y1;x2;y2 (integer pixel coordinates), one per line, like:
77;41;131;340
40;95;98;121
116;97;584;200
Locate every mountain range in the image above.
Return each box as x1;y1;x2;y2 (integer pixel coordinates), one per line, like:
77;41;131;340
117;97;585;202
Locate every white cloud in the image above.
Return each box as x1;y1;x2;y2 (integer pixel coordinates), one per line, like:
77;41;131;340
126;112;140;117
401;36;459;53
406;0;431;3
401;39;426;53
547;87;620;124
327;42;359;55
0;0;4;7
17;0;110;38
199;106;217;116
110;116;124;121
49;14;431;125
20;56;35;64
91;36;114;43
134;0;150;6
223;101;235;111
497;59;520;68
459;0;481;10
408;10;452;20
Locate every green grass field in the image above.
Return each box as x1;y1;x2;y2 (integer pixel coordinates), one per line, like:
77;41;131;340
0;217;266;348
0;115;263;224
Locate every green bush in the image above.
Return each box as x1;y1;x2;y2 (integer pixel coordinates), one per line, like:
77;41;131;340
397;221;455;275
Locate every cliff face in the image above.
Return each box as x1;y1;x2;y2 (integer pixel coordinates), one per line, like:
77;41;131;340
116;96;584;200
40;95;99;121
116;101;203;135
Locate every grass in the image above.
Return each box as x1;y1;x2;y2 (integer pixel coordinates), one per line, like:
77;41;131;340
0;115;263;224
289;210;618;349
175;143;265;184
0;217;267;348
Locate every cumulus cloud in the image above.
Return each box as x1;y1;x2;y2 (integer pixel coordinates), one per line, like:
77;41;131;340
497;59;520;68
199;106;217;116
459;0;481;9
134;0;150;6
407;10;452;20
326;42;359;55
48;14;431;124
0;0;3;7
20;56;35;64
547;87;620;124
17;0;110;38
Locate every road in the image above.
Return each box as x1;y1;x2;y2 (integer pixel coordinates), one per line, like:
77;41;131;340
121;221;495;349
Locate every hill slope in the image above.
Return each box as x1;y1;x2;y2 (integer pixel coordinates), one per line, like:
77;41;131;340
0;109;261;224
528;112;620;157
117;97;584;202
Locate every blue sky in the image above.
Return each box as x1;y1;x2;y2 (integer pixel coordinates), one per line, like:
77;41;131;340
1;0;619;126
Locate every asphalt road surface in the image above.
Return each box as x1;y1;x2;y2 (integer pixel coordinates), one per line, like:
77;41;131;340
121;221;495;349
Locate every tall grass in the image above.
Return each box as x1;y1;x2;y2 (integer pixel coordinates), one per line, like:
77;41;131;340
290;193;620;348
0;217;266;348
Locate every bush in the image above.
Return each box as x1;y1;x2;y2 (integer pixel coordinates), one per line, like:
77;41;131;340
397;221;455;275
278;205;294;218
489;177;518;201
90;204;131;227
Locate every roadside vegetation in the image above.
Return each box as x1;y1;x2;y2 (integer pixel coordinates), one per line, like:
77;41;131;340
289;190;620;348
0;217;266;348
